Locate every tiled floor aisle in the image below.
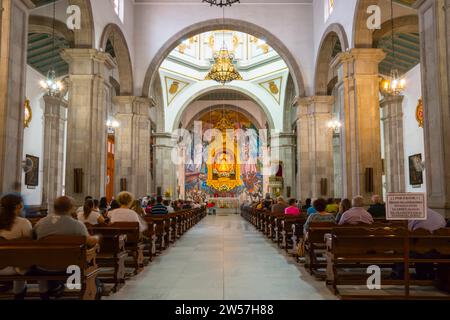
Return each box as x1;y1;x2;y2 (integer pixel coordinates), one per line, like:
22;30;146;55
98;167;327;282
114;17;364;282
107;214;336;300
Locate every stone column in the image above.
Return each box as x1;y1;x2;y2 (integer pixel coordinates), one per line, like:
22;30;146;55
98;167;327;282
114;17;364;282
0;0;34;193
296;96;334;201
271;132;296;198
414;0;450;215
331;49;386;203
380;95;406;193
153;132;177;200
42;95;67;211
61;49;115;204
114;96;153;198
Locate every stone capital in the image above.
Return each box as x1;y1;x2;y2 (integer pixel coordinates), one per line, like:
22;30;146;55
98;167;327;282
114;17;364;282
61;49;116;73
380;94;405;107
114;96;153;116
296;96;333;118
331;48;386;70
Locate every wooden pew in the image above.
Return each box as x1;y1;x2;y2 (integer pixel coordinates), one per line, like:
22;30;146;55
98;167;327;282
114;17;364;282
0;236;99;300
325;226;450;299
85;224;128;292
281;215;307;254
87;223;145;275
304;222;336;276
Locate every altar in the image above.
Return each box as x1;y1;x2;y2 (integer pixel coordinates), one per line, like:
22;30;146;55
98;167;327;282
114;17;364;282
208;197;240;214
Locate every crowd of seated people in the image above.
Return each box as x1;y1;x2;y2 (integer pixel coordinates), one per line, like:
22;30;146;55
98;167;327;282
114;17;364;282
0;190;209;300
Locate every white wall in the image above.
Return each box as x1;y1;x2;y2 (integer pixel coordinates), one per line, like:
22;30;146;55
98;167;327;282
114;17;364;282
313;0;357;56
402;64;426;192
22;66;45;206
133;2;315;96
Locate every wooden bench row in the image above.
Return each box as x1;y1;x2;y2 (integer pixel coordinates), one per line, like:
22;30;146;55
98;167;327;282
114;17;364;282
0;208;207;299
241;206;450;299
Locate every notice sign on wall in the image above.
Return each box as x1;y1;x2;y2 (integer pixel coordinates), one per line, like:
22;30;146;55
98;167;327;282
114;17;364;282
386;193;427;220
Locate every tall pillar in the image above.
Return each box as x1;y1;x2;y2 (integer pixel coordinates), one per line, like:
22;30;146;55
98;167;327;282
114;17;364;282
153;132;177;200
296;96;334;201
381;95;406;193
42;95;67;211
114;96;153;198
61;49;115;204
414;0;450;215
331;49;386;203
271;132;296;198
0;0;34;193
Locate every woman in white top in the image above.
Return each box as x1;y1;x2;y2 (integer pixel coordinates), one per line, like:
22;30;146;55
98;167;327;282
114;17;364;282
77;199;105;225
108;192;148;233
0;194;32;299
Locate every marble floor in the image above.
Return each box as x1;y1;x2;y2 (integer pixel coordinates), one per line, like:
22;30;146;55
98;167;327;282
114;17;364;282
107;214;336;300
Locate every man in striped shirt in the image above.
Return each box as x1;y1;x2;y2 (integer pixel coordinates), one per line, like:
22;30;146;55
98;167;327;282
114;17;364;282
151;196;169;215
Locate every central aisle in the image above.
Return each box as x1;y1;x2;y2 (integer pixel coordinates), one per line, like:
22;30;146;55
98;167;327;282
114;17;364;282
108;214;336;300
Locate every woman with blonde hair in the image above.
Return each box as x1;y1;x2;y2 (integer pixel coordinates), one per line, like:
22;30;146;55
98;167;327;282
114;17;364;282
131;199;145;217
108;192;148;232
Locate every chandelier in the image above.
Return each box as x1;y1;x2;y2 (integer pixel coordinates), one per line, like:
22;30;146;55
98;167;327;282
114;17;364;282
205;3;242;84
39;0;63;96
205;48;242;85
202;0;240;7
379;0;406;97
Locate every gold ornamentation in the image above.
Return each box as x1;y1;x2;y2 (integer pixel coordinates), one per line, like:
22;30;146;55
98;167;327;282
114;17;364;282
269;81;279;95
169;81;179;95
24;99;32;128
259;77;283;104
416;97;424;128
205;48;243;85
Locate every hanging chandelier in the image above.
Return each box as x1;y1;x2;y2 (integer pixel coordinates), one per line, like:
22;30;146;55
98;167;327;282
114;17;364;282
205;48;243;85
205;4;242;85
379;0;406;97
202;0;240;7
39;0;63;96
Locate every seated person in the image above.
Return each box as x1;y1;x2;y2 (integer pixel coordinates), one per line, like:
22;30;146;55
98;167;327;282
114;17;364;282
163;200;175;213
301;198;312;211
77;199;104;225
151;196;169;215
272;197;288;214
0;194;32;299
131;200;146;217
367;195;386;219
33;196;99;299
145;198;156;215
285;199;301;216
393;209;447;280
338;196;374;225
303;199;336;237
325;198;339;214
307;205;317;216
335;198;352;224
108;192;148;233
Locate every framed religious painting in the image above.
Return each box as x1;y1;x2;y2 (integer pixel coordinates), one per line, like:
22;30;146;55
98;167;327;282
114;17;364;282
416;98;424;128
25;155;39;187
409;154;424;187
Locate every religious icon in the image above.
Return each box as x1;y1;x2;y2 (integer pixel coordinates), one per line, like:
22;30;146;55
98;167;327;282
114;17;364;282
416;98;424;128
24;99;32;128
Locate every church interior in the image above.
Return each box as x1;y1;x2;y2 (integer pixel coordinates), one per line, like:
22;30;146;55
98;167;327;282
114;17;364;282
0;0;450;302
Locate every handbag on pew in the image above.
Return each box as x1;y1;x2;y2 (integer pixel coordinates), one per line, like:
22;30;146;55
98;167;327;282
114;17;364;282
297;238;305;258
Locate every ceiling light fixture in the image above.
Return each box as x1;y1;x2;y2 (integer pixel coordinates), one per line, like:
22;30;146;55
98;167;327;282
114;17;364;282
202;0;240;7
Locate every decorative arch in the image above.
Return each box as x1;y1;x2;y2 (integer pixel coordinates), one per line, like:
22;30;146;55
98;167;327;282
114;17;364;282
143;18;306;100
100;24;134;95
372;14;419;46
171;86;276;133
314;23;349;95
352;0;376;48
183;104;265;131
29;15;75;47
68;0;95;48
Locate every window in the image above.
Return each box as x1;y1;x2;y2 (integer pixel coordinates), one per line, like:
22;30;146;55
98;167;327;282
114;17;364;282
325;0;335;21
112;0;124;22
